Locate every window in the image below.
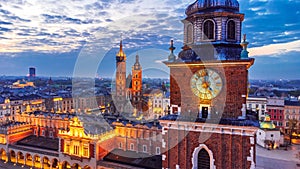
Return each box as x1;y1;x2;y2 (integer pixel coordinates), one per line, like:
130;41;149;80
143;145;147;153
119;142;122;149
156;147;161;155
271;134;274;137
66;144;70;153
227;20;235;40
42;130;45;136
83;145;89;157
49;131;53;138
73;145;80;155
130;143;134;151
198;149;210;169
203;20;215;40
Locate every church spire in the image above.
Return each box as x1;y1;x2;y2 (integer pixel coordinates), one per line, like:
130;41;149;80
116;37;126;61
133;53;141;70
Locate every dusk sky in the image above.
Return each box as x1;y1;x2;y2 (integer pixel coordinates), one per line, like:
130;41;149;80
0;0;299;80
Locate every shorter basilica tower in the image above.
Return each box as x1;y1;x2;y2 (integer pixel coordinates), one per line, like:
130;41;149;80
131;54;143;111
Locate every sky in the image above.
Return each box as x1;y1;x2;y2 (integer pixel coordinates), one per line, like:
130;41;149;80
0;0;299;80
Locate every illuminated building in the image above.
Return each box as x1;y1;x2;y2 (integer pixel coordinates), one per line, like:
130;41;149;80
130;54;143;111
12;80;35;88
257;115;283;149
0;98;10;122
114;40;127;113
0;111;161;169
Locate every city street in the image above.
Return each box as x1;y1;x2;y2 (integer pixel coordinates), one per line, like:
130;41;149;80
256;144;300;169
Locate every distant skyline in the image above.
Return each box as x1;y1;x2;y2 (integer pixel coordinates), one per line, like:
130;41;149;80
0;0;299;80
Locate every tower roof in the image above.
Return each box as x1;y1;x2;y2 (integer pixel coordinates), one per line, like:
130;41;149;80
116;40;126;58
133;53;141;70
186;0;239;15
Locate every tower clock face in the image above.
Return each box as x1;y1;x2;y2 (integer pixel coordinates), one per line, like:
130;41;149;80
190;69;223;100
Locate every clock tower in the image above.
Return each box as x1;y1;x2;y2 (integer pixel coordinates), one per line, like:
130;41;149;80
161;1;258;169
166;0;254;119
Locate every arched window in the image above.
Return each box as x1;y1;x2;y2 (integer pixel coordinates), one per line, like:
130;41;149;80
198;149;210;169
227;20;236;40
203;20;215;40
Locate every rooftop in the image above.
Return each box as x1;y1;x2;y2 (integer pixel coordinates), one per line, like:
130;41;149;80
159;114;260;127
103;149;162;169
16;135;59;151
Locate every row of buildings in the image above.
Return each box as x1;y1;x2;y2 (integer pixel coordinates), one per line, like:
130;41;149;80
246;96;300;134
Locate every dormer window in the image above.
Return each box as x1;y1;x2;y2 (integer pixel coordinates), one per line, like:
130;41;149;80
227;20;236;40
203;20;215;40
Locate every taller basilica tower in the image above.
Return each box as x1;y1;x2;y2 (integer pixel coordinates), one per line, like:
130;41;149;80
161;0;258;169
114;40;127;113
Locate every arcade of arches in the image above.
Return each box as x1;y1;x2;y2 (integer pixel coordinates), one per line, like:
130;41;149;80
0;149;92;169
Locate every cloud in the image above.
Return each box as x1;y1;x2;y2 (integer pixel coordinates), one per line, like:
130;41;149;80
0;0;189;54
249;40;300;57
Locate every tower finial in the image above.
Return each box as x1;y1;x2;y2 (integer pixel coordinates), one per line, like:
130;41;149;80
168;39;176;61
136;53;139;63
169;40;175;54
240;34;249;59
120;33;123;50
243;34;247;42
117;34;126;59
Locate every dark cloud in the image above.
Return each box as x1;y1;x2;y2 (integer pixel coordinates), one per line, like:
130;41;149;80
42;14;93;24
0;27;11;32
0;20;12;25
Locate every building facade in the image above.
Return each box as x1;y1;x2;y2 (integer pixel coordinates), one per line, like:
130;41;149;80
267;97;285;129
284;100;300;134
247;96;267;121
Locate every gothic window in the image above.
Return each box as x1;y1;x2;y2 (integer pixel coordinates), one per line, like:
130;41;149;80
227;20;236;40
203;20;215;40
198;149;210;169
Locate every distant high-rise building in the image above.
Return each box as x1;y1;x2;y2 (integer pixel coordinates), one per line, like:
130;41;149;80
29;67;36;78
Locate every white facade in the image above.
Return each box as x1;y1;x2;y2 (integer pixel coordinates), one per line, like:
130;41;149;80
0;98;10;121
148;90;170;118
257;129;282;149
247;96;267;121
